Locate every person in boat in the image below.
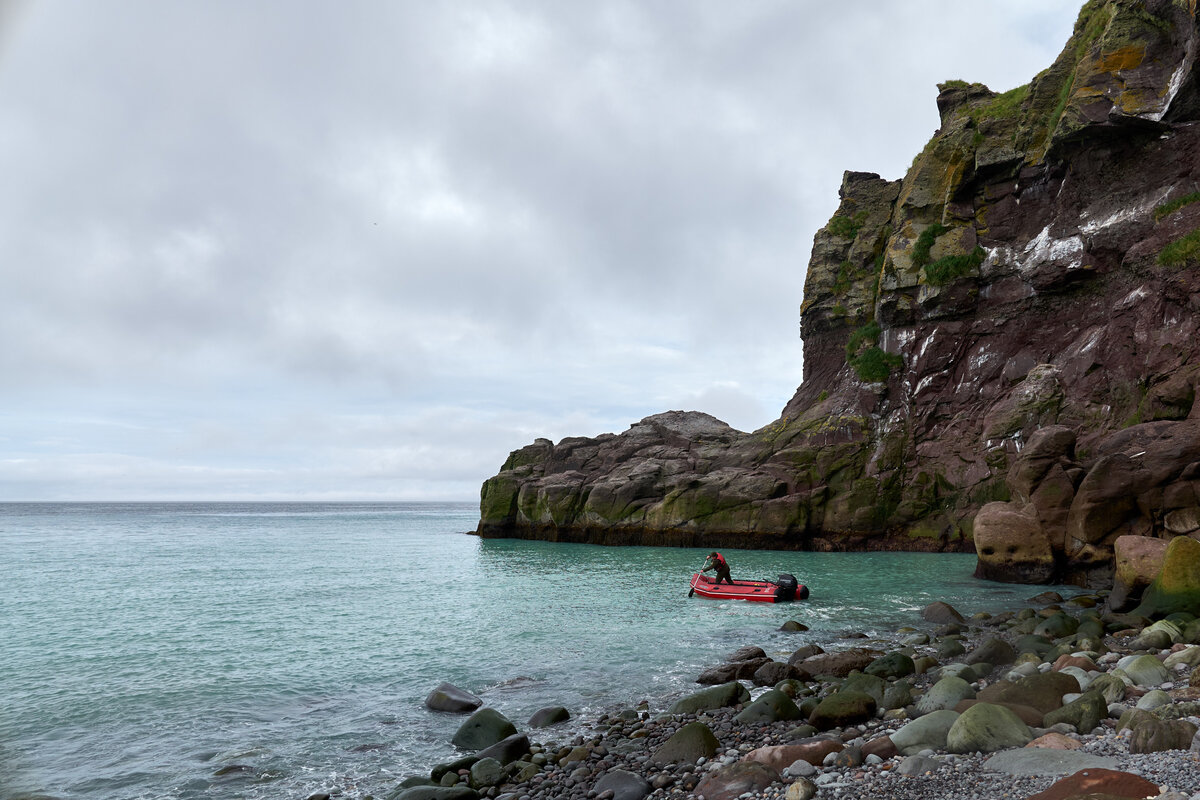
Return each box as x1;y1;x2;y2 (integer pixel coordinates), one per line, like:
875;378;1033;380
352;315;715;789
700;551;733;585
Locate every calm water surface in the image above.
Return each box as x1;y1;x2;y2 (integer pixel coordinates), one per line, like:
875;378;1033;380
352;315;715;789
1;503;1076;799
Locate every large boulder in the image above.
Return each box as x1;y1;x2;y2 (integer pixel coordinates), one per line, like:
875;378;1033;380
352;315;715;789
1134;535;1200;617
807;690;877;731
475;733;529;766
735;688;803;724
864;652;916;680
593;769;651;800
974;503;1055;583
649;721;719;766
977;672;1079;716
1110;535;1170;609
963;637;1017;667
425;683;484;713
945;703;1033;753
692;761;779;800
1023;768;1159;800
392;787;479;800
796;648;879;678
915;675;976;715
742;740;843;772
890;709;960;755
753;661;806;686
527;707;570;728
1114;654;1171;687
1041;691;1106;734
450;708;517;751
668;681;751;715
1118;708;1198;753
922;601;965;624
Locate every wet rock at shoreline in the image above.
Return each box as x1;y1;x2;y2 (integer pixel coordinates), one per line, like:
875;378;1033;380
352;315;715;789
450;708;517;750
527;706;570;728
425;683;484;713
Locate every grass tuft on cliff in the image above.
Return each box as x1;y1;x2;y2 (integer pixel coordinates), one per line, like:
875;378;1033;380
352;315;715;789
912;223;949;269
1159;228;1200;267
845;320;902;382
925;247;986;285
1155;192;1200;221
828;210;869;240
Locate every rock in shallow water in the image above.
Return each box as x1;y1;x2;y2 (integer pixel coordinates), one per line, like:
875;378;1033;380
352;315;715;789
527;706;570;728
425;683;483;713
450;708;517;750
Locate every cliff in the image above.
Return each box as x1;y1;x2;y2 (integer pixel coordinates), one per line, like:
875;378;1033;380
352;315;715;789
477;0;1200;587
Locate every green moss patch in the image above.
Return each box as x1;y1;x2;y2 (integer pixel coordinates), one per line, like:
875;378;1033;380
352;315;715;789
969;84;1030;125
1155;192;1200;221
1159;228;1200;267
828;210;869;240
925;247;986;285
912;223;949;270
851;347;903;383
845;320;901;383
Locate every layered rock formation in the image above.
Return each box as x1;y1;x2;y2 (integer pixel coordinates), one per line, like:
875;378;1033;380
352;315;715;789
478;0;1200;586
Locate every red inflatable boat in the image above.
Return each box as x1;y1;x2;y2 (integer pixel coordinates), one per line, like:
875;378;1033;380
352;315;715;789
688;572;809;603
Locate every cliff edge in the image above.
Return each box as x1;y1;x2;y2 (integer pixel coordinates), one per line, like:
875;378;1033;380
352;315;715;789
477;0;1200;587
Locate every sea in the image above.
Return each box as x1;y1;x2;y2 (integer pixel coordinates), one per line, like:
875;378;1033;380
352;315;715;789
1;502;1080;800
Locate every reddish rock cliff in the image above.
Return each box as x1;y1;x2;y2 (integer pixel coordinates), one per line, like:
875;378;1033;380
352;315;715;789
478;0;1200;586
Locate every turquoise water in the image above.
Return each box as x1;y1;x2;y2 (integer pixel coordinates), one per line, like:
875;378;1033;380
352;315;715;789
1;503;1073;800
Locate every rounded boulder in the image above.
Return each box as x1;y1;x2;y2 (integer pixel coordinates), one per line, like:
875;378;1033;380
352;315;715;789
945;702;1033;753
450;708;517;751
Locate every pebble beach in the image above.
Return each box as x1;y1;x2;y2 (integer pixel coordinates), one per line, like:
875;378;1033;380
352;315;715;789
398;590;1200;800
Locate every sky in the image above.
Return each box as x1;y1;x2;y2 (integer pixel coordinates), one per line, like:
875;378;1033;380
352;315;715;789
0;1;1084;502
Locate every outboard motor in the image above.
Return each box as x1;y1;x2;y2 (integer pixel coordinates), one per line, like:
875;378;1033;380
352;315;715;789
774;573;799;601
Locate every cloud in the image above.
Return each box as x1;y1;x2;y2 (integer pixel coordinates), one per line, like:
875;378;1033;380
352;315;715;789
0;0;1084;500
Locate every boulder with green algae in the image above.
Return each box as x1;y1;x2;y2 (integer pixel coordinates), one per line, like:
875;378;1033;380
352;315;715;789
864;652;916;680
1118;708;1198;753
735;689;803;724
945;703;1034;754
1042;690;1107;734
668;681;751;715
649;721;719;766
807;690;878;731
891;709;961;755
1114;654;1170;687
1134;536;1200;618
840;672;887;705
915;675;976;716
977;671;1080;716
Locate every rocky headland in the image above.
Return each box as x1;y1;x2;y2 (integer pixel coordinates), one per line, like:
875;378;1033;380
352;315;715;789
391;588;1200;800
476;0;1200;591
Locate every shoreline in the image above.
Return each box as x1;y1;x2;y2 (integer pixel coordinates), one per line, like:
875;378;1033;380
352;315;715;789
395;590;1200;800
470;527;974;555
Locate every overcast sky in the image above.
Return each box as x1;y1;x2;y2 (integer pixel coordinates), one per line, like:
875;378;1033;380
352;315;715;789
0;1;1082;502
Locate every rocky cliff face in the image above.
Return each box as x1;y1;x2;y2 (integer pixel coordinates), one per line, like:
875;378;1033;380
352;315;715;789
478;0;1200;586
